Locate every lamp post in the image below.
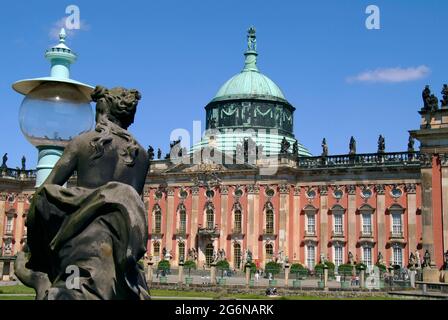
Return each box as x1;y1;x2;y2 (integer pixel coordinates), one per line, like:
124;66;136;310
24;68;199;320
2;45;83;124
12;28;94;187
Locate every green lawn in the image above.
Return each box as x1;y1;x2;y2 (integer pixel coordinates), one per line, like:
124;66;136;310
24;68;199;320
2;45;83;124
0;285;402;300
0;285;34;294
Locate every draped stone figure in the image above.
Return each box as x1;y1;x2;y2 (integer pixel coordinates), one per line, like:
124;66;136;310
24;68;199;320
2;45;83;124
14;85;150;300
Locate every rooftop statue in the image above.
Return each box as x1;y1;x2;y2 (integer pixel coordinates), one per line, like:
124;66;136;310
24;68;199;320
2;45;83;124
349;136;356;155
21;155;26;171
377;135;385;154
1;153;7;168
280;137;290;154
422;85;431;110
147;145;154;161
247;26;257;52
321;138;328;157
407;135;415;152
15;85;150;300
292;140;299;156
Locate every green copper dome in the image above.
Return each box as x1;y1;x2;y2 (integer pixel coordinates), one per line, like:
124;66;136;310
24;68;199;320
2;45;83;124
212;50;286;102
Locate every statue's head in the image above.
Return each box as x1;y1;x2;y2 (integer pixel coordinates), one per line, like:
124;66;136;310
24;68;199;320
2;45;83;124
91;85;141;129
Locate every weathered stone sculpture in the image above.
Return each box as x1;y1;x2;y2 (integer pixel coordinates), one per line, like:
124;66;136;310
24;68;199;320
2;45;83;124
377;135;385;153
422;85;431;110
321;138;328;157
1;153;7;168
15;85;150;300
441;84;448;107
349;136;356;155
280;137;290;154
147;145;154;160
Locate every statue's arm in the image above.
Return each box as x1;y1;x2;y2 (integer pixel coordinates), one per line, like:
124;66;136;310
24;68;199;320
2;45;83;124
43;138;79;186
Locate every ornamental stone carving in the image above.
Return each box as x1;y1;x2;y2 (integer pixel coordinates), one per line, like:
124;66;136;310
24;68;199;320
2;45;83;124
191;186;199;196
293;185;301;196
405;183;417;194
220;185;229;195
166;187;175;196
318;185;328;196
346;185;356;195
247;184;259;194
441;153;448;166
279;184;290;194
375;184;385;195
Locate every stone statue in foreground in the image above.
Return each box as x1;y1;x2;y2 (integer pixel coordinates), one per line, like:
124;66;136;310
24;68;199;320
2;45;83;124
15;85;150;300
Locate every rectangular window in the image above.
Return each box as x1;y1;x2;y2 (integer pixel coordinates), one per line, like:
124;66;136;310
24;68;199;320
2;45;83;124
393;247;403;266
362;214;372;235
392;213;402;235
334;214;343;234
306;245;315;269
363;247;372;266
334;246;343;267
307;214;315;234
5;217;13;234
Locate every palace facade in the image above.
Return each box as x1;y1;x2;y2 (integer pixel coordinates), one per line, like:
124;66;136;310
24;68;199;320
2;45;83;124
1;29;448;279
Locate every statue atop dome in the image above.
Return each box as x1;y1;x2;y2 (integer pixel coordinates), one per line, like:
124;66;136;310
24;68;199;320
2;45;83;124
247;26;257;52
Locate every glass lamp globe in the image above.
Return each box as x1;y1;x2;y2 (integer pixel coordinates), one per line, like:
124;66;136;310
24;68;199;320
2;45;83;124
19;82;93;147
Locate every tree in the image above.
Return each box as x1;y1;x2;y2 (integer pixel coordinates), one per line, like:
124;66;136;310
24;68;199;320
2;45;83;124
157;259;170;275
216;260;230;278
184;260;196;277
290;263;307;279
244;262;257;275
265;261;281;279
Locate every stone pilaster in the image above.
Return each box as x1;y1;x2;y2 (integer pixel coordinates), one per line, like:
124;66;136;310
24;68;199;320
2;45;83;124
247;185;255;255
376;187;386;262
441;156;448;251
0;193;6;249
166;187;174;255
406;184;418;253
14;195;25;253
253;185;260;260
421;166;435;265
279;184;289;256
190;186;199;256
220;186;228;254
293;186;301;263
319;186;328;259
347;185;357;258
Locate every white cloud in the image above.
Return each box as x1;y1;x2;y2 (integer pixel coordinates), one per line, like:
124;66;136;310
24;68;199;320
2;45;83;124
347;65;430;83
49;17;90;40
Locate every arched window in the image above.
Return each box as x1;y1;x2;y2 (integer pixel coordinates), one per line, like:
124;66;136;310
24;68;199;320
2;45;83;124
266;210;274;235
153;242;160;258
205;244;214;267
178;242;185;262
206;209;214;229
154;210;162;234
265;243;273;260
234;210;242;233
234;243;242;269
179;210;187;234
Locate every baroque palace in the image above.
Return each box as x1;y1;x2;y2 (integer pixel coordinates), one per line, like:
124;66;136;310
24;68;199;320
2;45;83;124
1;28;448;280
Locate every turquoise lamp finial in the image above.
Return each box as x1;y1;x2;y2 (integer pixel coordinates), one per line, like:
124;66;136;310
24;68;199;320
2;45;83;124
243;26;258;72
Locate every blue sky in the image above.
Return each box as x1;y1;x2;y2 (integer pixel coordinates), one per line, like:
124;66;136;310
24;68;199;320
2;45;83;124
0;0;446;168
